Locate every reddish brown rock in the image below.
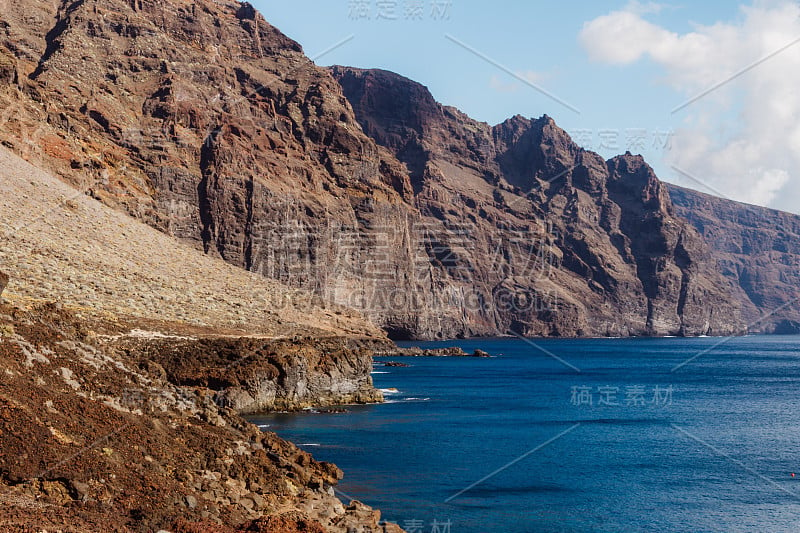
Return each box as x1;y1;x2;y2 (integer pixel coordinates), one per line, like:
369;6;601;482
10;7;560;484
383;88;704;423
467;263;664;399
0;301;401;532
669;184;800;333
332;66;743;337
243;512;327;533
0;0;744;337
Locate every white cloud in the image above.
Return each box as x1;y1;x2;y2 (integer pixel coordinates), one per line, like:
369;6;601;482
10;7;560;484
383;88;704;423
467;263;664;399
489;70;550;94
579;1;800;211
518;70;548;85
489;75;519;93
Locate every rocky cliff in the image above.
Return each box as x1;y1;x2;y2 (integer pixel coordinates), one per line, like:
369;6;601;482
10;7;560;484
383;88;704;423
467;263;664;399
0;144;383;339
0;300;400;532
114;335;385;414
0;97;396;531
331;67;742;337
0;0;743;337
668;185;800;333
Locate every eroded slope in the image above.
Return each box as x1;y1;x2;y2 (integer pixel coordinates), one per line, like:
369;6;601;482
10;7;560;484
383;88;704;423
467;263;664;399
0;301;399;532
0;145;382;338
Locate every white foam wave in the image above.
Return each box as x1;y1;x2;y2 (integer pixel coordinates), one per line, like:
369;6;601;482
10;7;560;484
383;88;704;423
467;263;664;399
383;397;430;404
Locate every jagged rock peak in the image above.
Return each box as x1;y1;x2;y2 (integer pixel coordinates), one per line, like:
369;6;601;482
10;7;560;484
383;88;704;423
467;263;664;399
607;152;671;213
330;65;444;137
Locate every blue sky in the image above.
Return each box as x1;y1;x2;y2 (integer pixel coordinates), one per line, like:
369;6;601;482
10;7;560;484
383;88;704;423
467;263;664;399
252;1;800;212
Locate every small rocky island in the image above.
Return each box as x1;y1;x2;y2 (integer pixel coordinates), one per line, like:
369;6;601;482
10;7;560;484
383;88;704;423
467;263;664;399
376;346;492;357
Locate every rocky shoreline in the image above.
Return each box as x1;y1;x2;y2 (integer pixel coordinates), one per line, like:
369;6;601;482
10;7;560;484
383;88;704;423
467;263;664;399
110;335;385;415
0;277;403;532
1;0;794;530
374;346;492;358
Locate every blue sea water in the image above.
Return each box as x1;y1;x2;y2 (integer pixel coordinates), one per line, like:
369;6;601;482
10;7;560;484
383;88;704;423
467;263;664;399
248;336;800;532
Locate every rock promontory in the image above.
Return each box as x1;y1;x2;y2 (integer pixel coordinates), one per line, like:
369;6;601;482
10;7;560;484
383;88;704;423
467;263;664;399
0;301;400;532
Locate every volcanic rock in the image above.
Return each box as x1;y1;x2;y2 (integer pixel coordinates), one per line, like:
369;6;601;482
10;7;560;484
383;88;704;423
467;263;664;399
668;184;800;333
0;301;399;532
0;0;745;338
332;66;743;337
112;335;384;414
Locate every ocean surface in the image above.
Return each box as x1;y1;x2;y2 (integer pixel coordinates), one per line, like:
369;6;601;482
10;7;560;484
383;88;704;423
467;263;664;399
248;336;800;532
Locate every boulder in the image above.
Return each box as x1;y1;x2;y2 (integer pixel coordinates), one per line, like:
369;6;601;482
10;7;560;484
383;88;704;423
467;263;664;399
0;270;8;297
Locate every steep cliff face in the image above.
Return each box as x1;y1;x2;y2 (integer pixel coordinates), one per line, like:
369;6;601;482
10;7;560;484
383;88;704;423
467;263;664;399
668;185;800;333
605;157;735;335
332;67;742;337
0;0;743;337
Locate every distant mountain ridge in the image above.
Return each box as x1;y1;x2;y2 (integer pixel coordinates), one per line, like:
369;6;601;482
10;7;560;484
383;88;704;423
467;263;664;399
0;0;794;337
668;184;800;333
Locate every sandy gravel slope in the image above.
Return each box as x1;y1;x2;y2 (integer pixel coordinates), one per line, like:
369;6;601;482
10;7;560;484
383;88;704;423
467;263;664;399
0;146;382;338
